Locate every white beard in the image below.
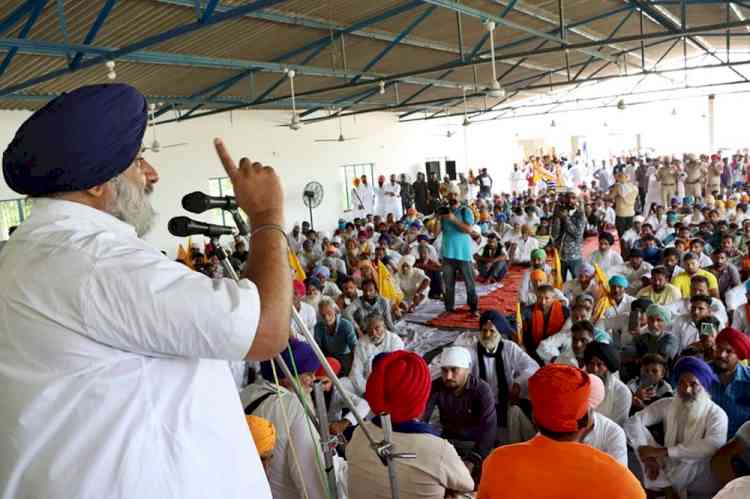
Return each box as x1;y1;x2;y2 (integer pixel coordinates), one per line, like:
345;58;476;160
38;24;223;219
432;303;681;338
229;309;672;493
480;334;501;353
670;388;712;444
107;174;155;237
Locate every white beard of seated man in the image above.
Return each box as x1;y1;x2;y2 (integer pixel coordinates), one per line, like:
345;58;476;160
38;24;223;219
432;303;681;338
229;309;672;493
625;360;728;498
449;314;539;444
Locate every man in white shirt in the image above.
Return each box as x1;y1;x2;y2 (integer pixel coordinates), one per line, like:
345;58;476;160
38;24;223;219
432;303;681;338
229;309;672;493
589;231;624;276
292;280;317;341
347;313;404;396
617;248;653;295
0;84;291;499
584;342;632;426
666;275;728;330
452;311;539;443
563;262;601;304
355;175;376;215
625;357;727;498
509;224;540;264
383;173;403;219
620;215;644;255
583;374;628;465
671;294;714;351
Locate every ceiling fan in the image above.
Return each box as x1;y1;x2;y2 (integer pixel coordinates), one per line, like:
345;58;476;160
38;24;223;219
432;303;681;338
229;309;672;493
275;68;302;131
142;103;188;153
314;115;359;143
433;129;457;139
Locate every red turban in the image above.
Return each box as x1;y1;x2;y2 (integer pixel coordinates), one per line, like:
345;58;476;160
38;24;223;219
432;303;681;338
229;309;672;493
292;280;306;298
315;357;341;377
365;351;430;423
717;327;750;360
529;364;591;433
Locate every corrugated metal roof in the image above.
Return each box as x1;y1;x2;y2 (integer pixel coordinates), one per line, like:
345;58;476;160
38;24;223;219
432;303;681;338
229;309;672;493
0;0;744;122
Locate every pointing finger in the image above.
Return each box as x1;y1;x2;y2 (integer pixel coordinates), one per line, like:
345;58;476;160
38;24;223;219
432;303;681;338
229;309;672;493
214;138;237;179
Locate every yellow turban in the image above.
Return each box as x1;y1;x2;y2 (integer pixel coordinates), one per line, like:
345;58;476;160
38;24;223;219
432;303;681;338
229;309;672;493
246;415;276;454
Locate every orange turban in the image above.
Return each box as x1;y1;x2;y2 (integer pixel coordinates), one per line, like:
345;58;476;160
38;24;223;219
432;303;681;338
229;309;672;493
529;365;591;432
530;269;547;283
246;415;276;455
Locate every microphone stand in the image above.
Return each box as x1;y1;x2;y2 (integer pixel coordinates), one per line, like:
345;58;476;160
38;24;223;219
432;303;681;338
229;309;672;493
210;230;413;499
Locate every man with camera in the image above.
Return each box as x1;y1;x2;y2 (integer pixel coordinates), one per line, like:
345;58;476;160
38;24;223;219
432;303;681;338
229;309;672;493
551;190;586;280
434;182;478;317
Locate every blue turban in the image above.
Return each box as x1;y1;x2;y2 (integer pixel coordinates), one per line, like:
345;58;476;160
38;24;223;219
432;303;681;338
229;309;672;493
260;339;320;380
3;84;148;196
744;280;750;293
479;309;514;339
305;276;322;291
684;196;694;206
313;265;331;280
609;275;628;288
496;213;507;223
673;356;718;391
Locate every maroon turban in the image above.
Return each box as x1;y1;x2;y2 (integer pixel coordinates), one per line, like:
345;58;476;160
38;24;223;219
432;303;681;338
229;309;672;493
717;328;750;360
365;351;430;423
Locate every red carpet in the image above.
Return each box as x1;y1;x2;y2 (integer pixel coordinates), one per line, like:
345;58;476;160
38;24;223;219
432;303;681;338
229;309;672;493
425;236;609;330
425;266;525;329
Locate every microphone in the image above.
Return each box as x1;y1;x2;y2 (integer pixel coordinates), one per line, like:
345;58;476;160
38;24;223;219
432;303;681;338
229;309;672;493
182;191;237;213
168;216;236;238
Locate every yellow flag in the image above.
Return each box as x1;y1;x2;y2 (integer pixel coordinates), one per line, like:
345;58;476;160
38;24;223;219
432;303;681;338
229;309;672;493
377;260;403;305
552;248;564;290
176;244;194;270
288;249;306;282
592;263;612;323
514;303;524;346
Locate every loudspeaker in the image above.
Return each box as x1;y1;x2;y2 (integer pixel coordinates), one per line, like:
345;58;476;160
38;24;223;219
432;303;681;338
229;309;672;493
425;161;441;179
445;160;457;180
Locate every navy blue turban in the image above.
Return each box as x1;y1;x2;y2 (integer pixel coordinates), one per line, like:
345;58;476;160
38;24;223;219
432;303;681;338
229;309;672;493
479;309;514;339
3;84;148;196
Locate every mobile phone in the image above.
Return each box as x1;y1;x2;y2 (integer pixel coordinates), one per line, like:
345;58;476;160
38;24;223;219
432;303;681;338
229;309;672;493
628;309;641;332
700;322;715;336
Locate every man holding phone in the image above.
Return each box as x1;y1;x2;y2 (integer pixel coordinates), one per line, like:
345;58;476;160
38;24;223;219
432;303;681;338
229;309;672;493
433;182;478;317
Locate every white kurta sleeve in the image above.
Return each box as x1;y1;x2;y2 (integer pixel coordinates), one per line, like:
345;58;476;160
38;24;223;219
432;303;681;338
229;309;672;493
667;406;728;460
348;345;368;396
610;380;633;427
337;389;371;426
505;340;539;395
625;397;670;448
83;257;259;360
537;332;570;364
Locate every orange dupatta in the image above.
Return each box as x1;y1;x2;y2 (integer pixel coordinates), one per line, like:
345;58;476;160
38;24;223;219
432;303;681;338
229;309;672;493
531;301;566;347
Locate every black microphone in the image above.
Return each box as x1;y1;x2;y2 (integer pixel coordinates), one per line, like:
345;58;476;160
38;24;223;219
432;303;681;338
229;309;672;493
182;191;237;213
168;216;236;238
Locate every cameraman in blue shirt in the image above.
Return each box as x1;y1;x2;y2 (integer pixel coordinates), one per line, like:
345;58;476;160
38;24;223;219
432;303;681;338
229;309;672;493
434;182;478;317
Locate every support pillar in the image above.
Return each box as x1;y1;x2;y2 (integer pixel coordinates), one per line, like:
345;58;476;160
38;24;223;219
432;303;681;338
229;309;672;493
708;94;715;152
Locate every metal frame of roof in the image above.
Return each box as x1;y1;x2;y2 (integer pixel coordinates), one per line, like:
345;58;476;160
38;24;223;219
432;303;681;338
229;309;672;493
0;0;749;125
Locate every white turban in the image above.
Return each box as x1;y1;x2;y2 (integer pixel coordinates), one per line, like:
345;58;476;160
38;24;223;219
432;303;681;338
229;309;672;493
440;347;471;369
399;254;416;268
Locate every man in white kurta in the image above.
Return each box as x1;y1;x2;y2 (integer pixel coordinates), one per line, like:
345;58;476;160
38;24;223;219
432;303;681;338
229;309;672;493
383;174;403;219
355;175;376;215
625;358;727;497
0;85;290;499
452;320;539;443
583;374;627;465
348;320;405;396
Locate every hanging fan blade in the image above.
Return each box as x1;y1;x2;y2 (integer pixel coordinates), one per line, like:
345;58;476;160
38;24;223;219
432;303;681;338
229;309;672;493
160;142;189;149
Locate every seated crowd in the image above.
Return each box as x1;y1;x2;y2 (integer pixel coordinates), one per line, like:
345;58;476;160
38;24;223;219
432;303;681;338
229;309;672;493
199;155;750;498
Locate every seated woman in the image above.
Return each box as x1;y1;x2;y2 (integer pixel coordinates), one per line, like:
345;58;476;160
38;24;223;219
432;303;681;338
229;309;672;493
347;351;474;499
